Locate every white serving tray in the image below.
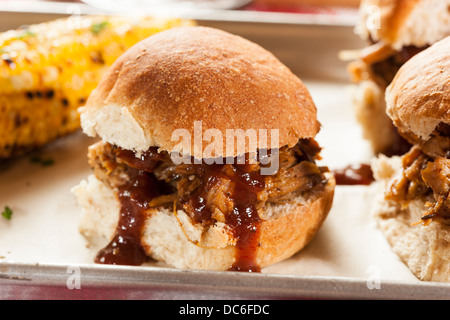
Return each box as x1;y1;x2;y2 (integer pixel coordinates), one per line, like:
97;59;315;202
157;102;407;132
1;1;449;300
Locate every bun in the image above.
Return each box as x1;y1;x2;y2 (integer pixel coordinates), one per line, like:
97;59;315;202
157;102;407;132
80;26;320;157
351;79;402;154
356;0;450;50
371;155;450;282
74;26;335;271
72;173;335;271
345;0;449;155
386;36;450;141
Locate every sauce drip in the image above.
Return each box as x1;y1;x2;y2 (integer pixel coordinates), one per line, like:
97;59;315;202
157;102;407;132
96;146;266;271
226;165;265;272
333;163;374;185
185;162;265;272
95;148;164;266
95;170;161;265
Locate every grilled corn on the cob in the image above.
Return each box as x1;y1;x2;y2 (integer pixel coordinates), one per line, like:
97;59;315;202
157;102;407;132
0;15;195;159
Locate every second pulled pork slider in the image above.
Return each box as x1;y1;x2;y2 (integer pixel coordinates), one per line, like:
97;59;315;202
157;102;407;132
346;0;450;156
72;26;335;271
372;36;450;281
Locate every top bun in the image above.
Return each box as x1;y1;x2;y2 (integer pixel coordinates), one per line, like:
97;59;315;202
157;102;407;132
385;36;450;141
81;26;320;158
356;0;450;50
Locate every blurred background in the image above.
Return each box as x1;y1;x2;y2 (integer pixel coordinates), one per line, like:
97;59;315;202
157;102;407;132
0;0;365;89
0;0;361;13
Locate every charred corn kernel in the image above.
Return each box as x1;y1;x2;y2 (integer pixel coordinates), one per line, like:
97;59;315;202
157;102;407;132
0;15;195;159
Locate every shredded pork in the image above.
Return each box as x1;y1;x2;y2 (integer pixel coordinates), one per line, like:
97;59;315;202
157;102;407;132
386;126;450;225
87;139;329;225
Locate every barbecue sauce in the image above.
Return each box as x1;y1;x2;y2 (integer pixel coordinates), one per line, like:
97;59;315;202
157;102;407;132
333;163;374;185
95;148;164;266
95;145;266;271
185;162;265;272
95;170;160;265
226;165;265;272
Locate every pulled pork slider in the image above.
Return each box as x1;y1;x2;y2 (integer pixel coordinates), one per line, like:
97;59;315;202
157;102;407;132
344;0;450;156
72;26;335;271
372;36;450;281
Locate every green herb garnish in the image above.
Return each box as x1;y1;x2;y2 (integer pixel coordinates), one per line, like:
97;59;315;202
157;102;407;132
30;155;55;167
2;206;13;220
91;21;109;35
17;30;36;40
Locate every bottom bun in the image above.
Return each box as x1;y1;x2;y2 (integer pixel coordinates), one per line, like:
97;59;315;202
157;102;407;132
371;155;450;282
72;173;335;271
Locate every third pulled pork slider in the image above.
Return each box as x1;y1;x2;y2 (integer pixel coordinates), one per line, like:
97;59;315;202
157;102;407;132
346;0;450;156
72;26;335;271
372;36;450;281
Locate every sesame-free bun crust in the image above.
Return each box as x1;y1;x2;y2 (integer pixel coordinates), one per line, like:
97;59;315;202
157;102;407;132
386;36;450;141
356;0;450;50
72;173;335;271
81;26;320;157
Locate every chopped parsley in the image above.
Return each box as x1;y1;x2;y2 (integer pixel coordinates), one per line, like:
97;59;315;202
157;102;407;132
17;30;36;40
91;21;109;35
2;206;13;220
30;155;55;167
